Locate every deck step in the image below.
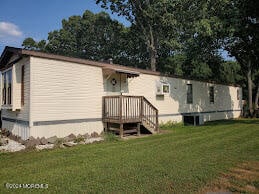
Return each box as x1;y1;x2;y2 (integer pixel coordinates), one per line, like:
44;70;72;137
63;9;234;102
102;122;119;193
142;121;156;134
108;127;137;134
123;129;138;134
109;127;120;131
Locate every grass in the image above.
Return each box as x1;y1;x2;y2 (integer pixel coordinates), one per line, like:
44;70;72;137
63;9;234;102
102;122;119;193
199;161;259;193
0;119;258;193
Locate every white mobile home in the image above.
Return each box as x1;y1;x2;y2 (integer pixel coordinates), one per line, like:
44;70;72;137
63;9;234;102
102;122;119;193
0;47;242;140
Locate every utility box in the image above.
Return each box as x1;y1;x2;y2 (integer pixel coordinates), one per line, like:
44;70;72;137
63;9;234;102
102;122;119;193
183;114;204;126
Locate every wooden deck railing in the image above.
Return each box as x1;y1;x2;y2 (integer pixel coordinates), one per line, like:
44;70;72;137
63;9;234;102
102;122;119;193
142;97;158;131
103;95;158;132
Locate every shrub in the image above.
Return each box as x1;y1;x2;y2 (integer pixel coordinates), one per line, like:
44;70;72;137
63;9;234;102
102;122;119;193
54;138;65;148
159;120;183;129
74;136;85;143
103;132;119;142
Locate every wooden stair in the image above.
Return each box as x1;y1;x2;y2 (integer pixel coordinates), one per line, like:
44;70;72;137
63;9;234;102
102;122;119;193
103;95;159;137
142;120;157;134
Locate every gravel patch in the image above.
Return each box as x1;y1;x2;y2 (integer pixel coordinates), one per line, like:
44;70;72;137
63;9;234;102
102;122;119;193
0;136;104;152
0;138;25;152
36;144;55;150
85;137;103;144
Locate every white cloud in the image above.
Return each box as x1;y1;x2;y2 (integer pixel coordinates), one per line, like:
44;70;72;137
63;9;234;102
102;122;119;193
0;22;23;38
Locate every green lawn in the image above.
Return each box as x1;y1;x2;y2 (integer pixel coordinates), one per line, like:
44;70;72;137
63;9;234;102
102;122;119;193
0;119;258;193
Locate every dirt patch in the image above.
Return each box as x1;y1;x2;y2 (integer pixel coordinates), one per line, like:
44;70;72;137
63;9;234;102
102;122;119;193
122;134;151;140
199;161;259;194
159;129;172;134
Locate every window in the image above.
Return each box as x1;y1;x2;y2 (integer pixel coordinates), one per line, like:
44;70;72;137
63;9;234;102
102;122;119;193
2;73;6;104
7;70;12;104
21;66;25;105
237;89;240;100
187;84;193;104
162;83;170;93
2;69;12;105
209;86;214;104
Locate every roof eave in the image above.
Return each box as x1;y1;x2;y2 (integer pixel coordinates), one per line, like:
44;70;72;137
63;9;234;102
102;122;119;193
0;46;23;69
0;46;241;87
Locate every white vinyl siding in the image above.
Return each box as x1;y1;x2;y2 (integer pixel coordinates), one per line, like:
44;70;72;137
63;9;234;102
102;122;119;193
127;74;242;123
30;122;103;139
30;57;104;122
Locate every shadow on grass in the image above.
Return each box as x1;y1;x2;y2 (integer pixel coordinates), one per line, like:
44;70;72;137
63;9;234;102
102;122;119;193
204;118;259;126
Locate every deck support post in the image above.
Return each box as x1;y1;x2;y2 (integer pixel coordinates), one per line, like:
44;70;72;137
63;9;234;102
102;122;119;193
119;123;123;138
155;109;159;133
104;122;107;132
104;122;109;132
137;123;141;136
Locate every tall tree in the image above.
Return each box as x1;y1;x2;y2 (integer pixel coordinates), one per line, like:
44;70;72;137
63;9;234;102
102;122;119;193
221;0;259;116
177;0;259;115
46;11;126;61
96;0;183;71
23;11;127;62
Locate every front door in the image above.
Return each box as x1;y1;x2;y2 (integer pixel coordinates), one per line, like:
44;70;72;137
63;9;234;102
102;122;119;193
104;73;128;95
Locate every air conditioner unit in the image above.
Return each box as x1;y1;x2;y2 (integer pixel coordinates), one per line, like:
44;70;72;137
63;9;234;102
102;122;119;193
156;81;170;95
156;81;163;95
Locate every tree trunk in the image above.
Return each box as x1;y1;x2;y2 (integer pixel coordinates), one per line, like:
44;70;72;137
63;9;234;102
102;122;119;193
148;25;156;71
150;47;156;71
247;60;253;117
254;82;259;117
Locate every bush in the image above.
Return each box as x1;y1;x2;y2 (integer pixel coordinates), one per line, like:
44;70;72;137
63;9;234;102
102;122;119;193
103;132;119;142
54;138;65;148
159;120;183;129
74;136;85;143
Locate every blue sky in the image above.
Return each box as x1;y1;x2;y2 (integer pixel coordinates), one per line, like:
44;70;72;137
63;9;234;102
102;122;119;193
0;0;129;53
0;0;233;60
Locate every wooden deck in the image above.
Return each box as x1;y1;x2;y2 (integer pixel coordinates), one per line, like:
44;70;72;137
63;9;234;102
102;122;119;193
103;95;159;137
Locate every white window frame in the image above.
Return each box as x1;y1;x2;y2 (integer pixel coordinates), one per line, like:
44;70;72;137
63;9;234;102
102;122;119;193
1;67;13;107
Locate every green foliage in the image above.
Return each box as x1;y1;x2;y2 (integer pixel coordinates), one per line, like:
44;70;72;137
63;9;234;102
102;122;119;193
22;37;37;50
96;0;185;71
22;37;46;50
159;120;183;130
103;132;119;142
158;54;185;76
53;138;64;148
190;60;212;79
74;136;85;143
23;146;37;152
22;11;127;63
21;0;257;91
45;11;126;61
219;61;243;84
218;0;259;115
